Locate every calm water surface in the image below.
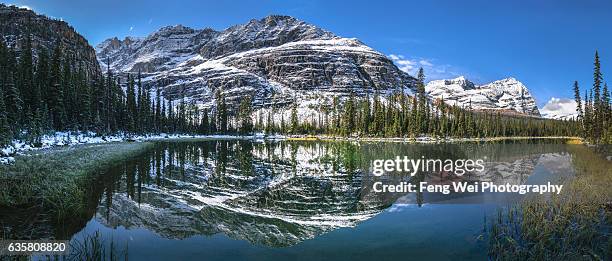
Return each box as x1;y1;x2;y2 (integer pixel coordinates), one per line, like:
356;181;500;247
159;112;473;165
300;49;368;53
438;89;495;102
10;140;582;260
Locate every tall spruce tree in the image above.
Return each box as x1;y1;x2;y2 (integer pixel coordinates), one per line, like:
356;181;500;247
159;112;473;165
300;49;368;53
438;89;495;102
18;34;35;113
126;74;137;133
361;95;371;135
238;96;253;134
573;81;583;120
290;102;299;134
215;89;227;133
155;88;161;133
0;82;12;145
5;72;23;132
592;51;603;141
343;92;356;136
49;43;64;129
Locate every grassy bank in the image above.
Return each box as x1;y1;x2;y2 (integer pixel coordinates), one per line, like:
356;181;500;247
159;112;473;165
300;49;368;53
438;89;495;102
487;145;611;260
0;142;153;220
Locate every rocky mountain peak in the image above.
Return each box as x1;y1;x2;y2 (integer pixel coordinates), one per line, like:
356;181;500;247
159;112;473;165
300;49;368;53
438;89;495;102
426;76;540;116
153;24;197;37
482;77;531;96
96;15;417;114
443;76;476;90
240;14;334;39
198;15;336;59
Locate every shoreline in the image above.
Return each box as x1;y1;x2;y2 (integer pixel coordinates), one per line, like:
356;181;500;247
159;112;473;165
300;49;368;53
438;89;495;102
0;132;583;164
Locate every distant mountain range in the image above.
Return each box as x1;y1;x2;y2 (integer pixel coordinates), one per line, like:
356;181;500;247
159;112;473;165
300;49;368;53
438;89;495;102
95;15;549;118
425;76;541;116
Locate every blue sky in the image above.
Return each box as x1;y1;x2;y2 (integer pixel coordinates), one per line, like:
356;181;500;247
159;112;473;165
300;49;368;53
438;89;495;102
5;0;612;107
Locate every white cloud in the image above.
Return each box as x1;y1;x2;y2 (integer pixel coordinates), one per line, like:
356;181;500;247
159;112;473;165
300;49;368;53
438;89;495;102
540;97;579;120
388;54;461;81
419;60;433;66
388;54;417;73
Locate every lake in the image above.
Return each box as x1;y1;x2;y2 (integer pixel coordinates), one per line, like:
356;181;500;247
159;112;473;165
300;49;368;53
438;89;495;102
3;140;585;260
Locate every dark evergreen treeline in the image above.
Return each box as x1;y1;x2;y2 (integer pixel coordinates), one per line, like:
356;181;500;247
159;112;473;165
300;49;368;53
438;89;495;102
573;51;612;144
0;36;233;146
257;68;580;139
0;35;585;147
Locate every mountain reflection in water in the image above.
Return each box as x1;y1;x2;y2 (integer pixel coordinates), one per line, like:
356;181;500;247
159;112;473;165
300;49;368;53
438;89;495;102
96;141;387;247
91;141;574;247
0;140;577;251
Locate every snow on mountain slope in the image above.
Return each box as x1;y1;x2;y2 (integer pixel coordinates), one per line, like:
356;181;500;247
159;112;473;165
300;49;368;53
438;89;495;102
425;76;541;116
540;97;578;120
96;15;417;116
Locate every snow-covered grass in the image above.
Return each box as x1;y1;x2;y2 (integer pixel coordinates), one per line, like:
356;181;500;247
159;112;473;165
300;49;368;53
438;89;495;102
0;142;154;219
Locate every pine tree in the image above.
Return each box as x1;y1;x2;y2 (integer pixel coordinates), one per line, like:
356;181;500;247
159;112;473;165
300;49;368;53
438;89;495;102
126;74;137;133
416;68;428;134
0;83;12;145
265;111;273;134
62;54;74;129
438;97;447;137
573;81;583;121
343;92;356;136
410;96;419;137
280;112;285;134
332;96;340;134
49;43;65;130
136;70;144;132
0;38;7;83
200;108;209;134
584;90;592;139
18;33;35;113
592;51;603;141
238;96;253;134
372;92;383;135
155;87;161;133
77;64;91;131
35;48;50;126
215;89;227;133
603;83;611;142
161;98;167;133
290;102;299;134
361;95;371;135
5;72;23;133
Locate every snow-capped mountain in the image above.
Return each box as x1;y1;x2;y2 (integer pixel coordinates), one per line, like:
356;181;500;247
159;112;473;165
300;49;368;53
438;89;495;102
425;76;540;116
95;15;417;114
540;97;578;120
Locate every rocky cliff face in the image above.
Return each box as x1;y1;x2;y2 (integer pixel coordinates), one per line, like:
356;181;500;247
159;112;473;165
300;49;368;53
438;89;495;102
0;4;100;77
425;76;541;116
96;15;417;112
